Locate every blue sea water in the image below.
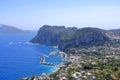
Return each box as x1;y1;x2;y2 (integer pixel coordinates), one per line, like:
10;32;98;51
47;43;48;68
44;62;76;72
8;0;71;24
0;32;62;80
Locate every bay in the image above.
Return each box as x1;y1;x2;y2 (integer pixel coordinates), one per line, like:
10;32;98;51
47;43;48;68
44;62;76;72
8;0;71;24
0;32;61;80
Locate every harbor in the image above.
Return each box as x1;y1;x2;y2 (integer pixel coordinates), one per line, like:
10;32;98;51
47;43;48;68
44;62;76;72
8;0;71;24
40;55;54;66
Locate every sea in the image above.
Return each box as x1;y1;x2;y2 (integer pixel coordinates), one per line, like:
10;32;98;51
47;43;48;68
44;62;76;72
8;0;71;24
0;31;62;80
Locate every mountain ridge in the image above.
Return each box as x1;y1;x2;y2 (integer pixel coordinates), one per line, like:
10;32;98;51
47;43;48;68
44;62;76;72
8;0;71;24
31;25;120;51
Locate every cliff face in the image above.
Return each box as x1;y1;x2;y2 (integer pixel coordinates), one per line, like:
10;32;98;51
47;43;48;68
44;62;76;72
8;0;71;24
59;32;108;51
31;25;77;46
31;31;61;45
31;25;65;45
30;25;109;51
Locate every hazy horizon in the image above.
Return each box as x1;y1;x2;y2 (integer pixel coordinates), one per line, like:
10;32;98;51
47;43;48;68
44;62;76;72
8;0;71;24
0;0;120;30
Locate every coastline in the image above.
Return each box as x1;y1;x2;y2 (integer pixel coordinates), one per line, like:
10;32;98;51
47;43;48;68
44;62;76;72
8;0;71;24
21;42;65;80
48;66;59;75
40;50;66;74
37;49;68;79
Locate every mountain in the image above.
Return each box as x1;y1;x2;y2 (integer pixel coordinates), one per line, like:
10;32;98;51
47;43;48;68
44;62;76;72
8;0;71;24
106;29;120;39
109;29;120;36
30;25;110;51
31;25;77;45
0;24;28;33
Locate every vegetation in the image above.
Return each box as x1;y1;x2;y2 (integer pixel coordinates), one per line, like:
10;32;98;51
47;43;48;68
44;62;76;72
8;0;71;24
28;25;120;80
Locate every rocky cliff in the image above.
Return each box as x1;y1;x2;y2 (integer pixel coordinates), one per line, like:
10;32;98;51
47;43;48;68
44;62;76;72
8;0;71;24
30;25;109;51
31;25;77;46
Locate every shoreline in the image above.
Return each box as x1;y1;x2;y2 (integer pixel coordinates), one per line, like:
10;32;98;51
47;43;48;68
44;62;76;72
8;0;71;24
41;50;67;74
21;43;66;80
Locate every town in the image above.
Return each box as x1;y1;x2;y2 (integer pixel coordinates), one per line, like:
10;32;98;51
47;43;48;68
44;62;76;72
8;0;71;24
21;39;120;80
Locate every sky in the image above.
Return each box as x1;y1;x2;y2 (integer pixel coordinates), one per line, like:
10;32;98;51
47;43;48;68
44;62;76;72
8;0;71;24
0;0;120;30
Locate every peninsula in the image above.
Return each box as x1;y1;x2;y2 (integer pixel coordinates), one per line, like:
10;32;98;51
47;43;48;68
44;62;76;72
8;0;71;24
0;24;29;33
